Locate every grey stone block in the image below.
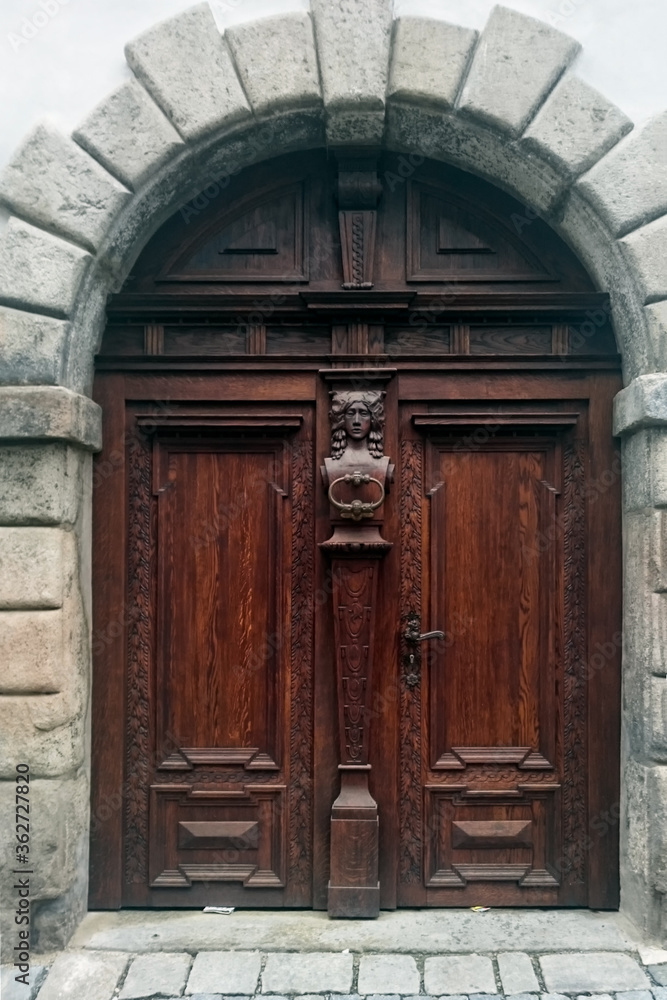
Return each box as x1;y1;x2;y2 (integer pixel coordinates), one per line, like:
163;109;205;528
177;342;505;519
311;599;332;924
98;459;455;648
0;123;129;253
458;6;580;137
74;76;185;191
622;428;667;510
522;74;632;178
653;988;667;998
0;387;102;451
34;950;127;1000
645;302;667;373
0;679;85;774
539;952;650;992
186;952;261;995
0;527;65;609
649;767;667;892
0;307;68;386
0;218;90;318
424;953;496;994
311;0;392;144
0;964;48;1000
650;676;667;754
0;444;83;526
125;4;251;142
614;374;667;436
120;952;192;998
357;954;420;994
261;951;353;994
0;610;66;693
577;111;667;238
226;14;321;115
498;952;540;994
621;214;667;303
388;16;477;109
615;992;654;1000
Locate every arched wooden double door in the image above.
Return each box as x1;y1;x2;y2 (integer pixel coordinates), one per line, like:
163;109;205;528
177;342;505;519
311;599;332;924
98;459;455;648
91;151;621;913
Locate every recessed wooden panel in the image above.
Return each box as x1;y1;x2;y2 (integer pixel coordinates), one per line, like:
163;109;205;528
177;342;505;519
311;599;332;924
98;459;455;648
469;326;553;354
427;437;557;762
424;787;560;889
385;325;451;355
407;181;553;283
163;326;246;355
150;784;285;888
266;325;330;355
99;325;145;355
161;182;308;282
156;440;287;765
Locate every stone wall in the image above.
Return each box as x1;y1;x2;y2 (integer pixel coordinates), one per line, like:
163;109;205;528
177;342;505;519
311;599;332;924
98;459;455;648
0;0;666;955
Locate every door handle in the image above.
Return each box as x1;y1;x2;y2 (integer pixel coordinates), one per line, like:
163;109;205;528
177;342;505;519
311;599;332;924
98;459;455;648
402;615;445;687
403;614;445;645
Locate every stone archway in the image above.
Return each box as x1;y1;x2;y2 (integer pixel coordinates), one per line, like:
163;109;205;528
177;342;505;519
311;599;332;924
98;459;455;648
0;0;666;955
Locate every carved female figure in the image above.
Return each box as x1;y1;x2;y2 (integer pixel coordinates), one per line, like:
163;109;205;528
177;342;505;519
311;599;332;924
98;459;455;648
322;390;393;515
330;389;385;461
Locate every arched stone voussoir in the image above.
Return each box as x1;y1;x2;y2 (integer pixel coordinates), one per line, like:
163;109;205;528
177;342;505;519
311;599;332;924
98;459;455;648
0;218;91;320
387;16;477;112
73;76;186;192
575;110;667;240
0;122;131;255
521;75;633;181
124;2;251;143
225;13;321;117
620;214;667;305
311;0;392;145
457;5;580;139
0;306;69;387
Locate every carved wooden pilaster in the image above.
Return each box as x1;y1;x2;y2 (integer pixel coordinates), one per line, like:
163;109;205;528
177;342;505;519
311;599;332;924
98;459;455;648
336;156;382;289
319;368;393;917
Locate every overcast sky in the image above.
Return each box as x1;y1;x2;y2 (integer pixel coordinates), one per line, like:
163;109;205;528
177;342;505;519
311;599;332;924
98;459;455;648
0;0;665;175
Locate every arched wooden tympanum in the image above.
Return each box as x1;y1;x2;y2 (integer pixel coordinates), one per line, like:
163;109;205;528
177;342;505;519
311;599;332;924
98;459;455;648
91;150;621;914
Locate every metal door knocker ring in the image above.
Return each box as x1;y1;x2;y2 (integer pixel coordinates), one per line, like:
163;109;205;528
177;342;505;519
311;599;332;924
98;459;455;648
328;471;385;521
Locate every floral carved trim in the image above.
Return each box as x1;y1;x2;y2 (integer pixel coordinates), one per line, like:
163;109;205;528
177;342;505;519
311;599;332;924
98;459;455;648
561;436;588;886
124;431;154;883
289;439;314;888
399;439;424;884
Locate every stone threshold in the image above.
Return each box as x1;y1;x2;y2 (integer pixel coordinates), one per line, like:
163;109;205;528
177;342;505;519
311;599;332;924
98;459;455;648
69;908;643;955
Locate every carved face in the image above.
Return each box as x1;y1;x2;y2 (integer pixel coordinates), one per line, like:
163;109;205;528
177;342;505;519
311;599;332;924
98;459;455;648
343;401;372;440
329;388;385;459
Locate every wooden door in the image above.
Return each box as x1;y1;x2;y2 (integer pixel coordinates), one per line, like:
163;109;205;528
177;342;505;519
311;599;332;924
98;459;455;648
91;395;316;908
91;149;621;911
395;393;620;907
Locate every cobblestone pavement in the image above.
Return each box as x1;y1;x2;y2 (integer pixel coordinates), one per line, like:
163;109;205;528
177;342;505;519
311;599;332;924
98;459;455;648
2;946;667;1000
2;912;667;1000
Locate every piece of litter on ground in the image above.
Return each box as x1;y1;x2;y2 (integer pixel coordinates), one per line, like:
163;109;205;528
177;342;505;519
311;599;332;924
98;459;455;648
341;948;350;954
203;906;235;914
471;905;490;912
